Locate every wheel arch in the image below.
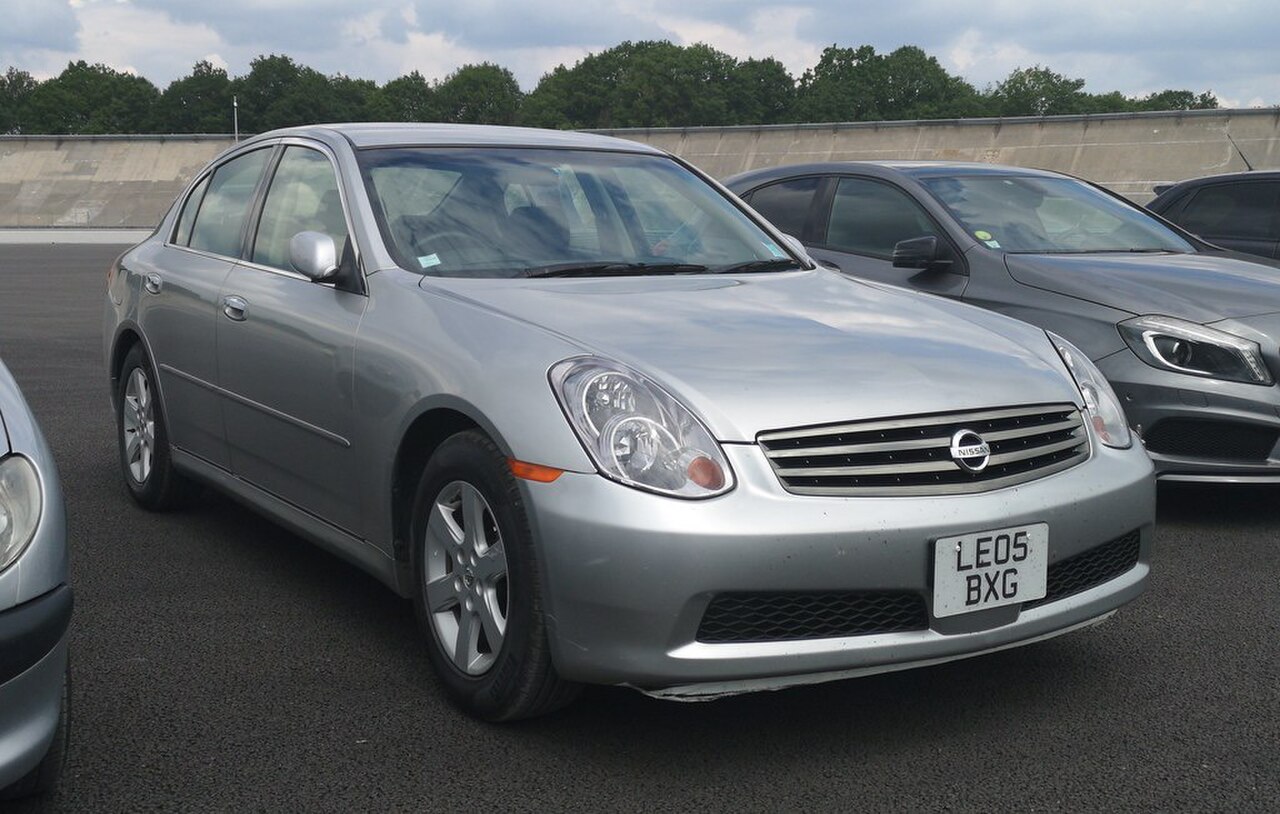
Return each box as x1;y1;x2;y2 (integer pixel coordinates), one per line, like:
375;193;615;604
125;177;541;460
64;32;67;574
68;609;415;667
389;398;519;570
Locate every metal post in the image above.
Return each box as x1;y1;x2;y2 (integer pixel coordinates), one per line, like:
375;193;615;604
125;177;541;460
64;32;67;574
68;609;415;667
233;96;239;142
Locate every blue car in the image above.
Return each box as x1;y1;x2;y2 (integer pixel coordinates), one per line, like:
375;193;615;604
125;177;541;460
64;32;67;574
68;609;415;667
0;358;70;798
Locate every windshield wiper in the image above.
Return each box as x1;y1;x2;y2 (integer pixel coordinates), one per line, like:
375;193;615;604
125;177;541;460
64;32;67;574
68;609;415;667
524;261;710;278
714;258;803;274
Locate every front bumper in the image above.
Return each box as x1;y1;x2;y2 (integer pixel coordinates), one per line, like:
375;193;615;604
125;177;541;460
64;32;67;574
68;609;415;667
1098;347;1280;482
523;440;1154;692
0;585;71;790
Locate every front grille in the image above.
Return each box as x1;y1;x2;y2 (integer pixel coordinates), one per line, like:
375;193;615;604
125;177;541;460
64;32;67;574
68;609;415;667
1143;418;1278;462
1024;529;1141;609
758;404;1089;496
696;591;928;643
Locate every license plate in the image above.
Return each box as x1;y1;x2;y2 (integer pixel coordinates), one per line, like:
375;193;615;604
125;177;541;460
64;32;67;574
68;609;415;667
932;523;1048;618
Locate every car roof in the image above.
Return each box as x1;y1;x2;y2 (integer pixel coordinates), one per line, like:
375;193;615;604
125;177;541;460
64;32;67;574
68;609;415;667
1150;169;1280;203
243;122;666;154
724;160;1068;191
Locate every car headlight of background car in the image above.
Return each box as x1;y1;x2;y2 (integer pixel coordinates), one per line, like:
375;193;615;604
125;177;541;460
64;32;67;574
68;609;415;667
0;454;42;572
550;357;734;498
1049;333;1132;449
1118;315;1273;386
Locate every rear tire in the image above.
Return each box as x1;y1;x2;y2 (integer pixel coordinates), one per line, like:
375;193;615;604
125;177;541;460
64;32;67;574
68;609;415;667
410;430;580;721
115;344;193;510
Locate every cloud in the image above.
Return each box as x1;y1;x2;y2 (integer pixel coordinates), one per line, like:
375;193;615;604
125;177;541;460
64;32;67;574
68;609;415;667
654;6;822;78
74;2;224;85
1;0;1276;106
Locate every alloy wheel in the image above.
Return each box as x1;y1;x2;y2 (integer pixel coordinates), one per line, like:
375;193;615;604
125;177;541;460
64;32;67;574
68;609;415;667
122;368;155;484
422;481;509;675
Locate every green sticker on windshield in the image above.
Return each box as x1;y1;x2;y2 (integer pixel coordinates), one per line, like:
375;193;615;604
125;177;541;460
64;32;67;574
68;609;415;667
762;241;787;258
418;253;441;269
974;230;993;241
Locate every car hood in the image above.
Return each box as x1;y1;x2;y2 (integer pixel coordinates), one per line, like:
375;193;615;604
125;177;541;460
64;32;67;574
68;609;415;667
428;270;1081;442
1004;252;1280;323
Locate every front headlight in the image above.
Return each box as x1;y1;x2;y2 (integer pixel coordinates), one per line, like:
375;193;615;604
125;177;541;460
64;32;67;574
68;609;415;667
1118;315;1273;386
550;357;734;498
0;455;43;572
1048;333;1132;449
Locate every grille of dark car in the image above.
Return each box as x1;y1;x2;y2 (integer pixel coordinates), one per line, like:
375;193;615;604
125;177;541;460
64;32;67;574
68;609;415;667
1142;419;1279;462
757;404;1089;496
1024;529;1142;609
696;591;928;643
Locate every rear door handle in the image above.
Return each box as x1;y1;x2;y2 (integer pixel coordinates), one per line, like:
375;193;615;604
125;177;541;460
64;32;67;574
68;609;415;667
143;273;162;294
222;295;248;321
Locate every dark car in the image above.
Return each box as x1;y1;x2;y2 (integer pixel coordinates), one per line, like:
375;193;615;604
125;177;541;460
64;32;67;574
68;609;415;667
725;161;1280;483
1147;170;1280;259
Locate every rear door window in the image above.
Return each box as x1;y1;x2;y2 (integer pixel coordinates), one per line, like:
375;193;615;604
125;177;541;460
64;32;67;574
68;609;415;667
1178;182;1280;241
188;148;272;258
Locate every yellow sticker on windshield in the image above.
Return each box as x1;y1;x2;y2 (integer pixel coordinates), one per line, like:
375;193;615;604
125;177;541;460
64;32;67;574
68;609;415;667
975;230;993;241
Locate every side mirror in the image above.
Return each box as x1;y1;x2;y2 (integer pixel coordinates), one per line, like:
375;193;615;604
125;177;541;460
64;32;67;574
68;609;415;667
290;231;340;281
892;235;952;271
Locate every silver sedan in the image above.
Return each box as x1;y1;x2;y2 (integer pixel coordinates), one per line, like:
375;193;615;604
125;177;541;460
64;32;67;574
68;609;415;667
103;124;1154;719
0;359;70;797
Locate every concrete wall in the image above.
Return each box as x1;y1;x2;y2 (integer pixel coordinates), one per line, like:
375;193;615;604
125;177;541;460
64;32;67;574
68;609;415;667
0;135;233;228
1;109;1279;228
599;108;1280;203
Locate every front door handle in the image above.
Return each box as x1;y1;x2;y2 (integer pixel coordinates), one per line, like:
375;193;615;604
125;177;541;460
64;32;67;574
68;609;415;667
222;295;248;322
143;273;162;294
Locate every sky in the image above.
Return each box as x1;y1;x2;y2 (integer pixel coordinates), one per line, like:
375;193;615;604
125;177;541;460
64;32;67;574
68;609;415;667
4;0;1279;108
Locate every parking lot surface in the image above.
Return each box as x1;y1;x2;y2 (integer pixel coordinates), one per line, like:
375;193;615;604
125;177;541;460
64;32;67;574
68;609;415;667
1;243;1276;811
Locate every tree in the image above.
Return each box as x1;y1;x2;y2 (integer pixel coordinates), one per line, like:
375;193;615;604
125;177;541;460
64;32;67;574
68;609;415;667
434;63;522;124
726;58;795;125
152;60;232;133
1135;89;1219;111
792;44;881;122
521;40;763;129
876;46;988;120
989;66;1087;117
231;55;376;132
230;54;306;132
0;67;38;134
371;71;437;121
20;61;158;134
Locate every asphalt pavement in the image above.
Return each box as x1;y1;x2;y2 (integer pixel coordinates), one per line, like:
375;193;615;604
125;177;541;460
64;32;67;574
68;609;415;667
0;243;1276;812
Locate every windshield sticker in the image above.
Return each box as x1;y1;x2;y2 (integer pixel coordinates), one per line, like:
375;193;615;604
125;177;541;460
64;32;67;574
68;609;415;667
762;241;787;258
974;230;993;241
418;253;441;269
984;239;1001;249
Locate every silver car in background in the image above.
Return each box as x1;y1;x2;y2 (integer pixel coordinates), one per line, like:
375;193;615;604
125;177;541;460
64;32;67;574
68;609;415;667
0;359;70;798
104;124;1154;720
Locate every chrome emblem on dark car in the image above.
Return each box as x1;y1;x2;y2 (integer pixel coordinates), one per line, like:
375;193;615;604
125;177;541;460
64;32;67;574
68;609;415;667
950;429;991;473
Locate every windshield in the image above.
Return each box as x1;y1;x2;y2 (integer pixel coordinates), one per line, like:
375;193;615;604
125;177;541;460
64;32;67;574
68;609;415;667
921;175;1194;254
358;147;801;278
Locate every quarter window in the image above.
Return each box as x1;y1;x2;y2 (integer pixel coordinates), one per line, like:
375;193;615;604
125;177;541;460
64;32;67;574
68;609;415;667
188;148;271;258
826;177;941;257
252;146;349;272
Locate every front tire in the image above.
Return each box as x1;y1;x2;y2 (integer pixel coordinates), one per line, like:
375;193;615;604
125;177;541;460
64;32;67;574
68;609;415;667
115;344;192;510
410;431;579;721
